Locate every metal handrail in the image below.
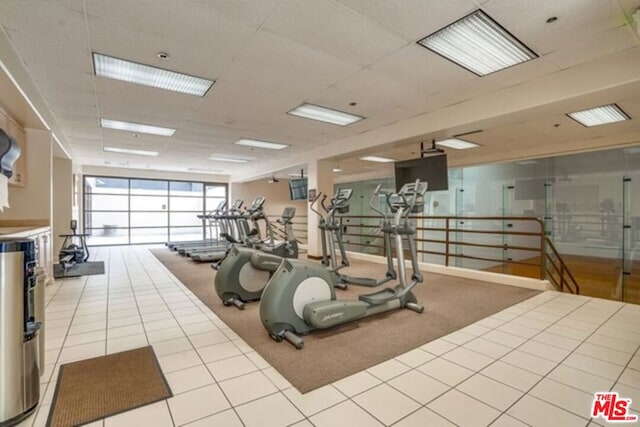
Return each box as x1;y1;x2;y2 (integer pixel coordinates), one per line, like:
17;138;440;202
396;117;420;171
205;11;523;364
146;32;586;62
286;213;580;294
545;237;580;294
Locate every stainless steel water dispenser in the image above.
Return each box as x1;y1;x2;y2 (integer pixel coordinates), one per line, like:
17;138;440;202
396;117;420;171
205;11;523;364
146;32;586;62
0;238;41;426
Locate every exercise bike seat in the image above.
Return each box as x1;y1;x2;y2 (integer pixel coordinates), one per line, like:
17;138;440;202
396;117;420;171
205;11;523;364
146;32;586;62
250;252;283;272
358;288;398;305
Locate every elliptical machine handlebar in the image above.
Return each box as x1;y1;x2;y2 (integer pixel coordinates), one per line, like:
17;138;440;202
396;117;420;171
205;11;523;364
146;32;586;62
309;191;327;219
368;184;387;220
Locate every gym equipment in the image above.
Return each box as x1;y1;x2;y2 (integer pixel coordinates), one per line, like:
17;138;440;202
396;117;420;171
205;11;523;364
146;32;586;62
173;199;241;255
260;180;428;349
166;200;227;250
214;207;298;309
58;220;89;272
203;195;275;265
317;187;396;288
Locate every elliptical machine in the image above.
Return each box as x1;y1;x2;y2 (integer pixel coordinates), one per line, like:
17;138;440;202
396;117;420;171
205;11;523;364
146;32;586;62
58;220;89;272
214;207;298;309
260;180;427;349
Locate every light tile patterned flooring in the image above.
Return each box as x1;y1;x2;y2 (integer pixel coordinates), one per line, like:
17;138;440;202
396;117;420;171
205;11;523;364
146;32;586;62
18;246;640;427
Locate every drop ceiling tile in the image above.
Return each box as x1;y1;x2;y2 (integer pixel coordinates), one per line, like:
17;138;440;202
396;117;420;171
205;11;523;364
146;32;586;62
86;0;176;37
263;0;409;67
181;0;282;29
483;0;623;55
334;0;479;40
219;29;360;94
95;79;200;127
333;69;430;112
545;25;638;70
5;29;91;71
369;44;474;100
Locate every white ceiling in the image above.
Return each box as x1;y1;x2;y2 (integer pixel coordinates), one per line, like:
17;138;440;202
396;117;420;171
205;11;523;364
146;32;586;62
0;0;639;178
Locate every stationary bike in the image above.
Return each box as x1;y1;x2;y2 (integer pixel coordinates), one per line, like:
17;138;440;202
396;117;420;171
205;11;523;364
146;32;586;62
58;220;89;272
214;207;298;309
260;180;428;349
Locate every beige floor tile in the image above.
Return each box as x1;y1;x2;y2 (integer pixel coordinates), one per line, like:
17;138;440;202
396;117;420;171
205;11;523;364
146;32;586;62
219;371;278;406
167;384;230;426
197;341;241;363
388;371;450;405
507;395;588;427
236;393;304;427
104;401;173;427
393;407;455;427
457;374;523;411
165;364;215;395
183;409;243;427
283;385;346;416
353;383;420;425
207;354;258;381
417;358;474;387
427;389;500;427
310;400;383;427
367;359;411;381
157;349;203;374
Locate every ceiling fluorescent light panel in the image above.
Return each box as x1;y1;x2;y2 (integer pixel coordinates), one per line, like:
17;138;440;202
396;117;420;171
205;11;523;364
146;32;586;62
417;10;537;76
288;103;364;126
101;119;176;136
234;139;288;150
93;53;214;96
436;138;480;149
567;104;630;127
208;156;251;163
103;147;159;157
360;156;395;163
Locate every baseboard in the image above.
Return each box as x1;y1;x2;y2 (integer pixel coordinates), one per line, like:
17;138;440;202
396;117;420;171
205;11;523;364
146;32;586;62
345;251;552;292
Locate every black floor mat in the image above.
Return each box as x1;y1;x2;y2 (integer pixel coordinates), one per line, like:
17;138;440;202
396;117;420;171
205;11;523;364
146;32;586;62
53;261;105;279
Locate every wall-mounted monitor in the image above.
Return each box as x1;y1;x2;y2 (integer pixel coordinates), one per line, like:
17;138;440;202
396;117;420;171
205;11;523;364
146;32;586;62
289;178;308;201
394;154;449;192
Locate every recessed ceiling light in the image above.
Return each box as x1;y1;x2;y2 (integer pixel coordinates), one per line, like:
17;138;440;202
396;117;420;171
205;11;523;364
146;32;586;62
333;167;343;173
103;147;159;157
287;103;364;126
360;156;396;163
93;52;214;96
436;138;480;149
101;118;176;136
208;156;251;163
417;9;537;76
567;104;630;127
234;139;289;150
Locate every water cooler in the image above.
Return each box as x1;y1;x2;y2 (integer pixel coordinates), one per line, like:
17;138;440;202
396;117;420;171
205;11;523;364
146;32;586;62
0;238;41;426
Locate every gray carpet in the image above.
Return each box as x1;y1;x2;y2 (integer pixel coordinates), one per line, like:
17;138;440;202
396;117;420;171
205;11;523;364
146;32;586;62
151;249;540;393
53;261;105;279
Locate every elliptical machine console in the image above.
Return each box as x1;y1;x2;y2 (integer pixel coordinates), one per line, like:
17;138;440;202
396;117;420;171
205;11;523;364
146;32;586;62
259;179;428;349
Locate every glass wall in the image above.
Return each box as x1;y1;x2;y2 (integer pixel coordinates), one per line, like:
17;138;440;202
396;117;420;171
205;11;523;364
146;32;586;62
336;145;640;303
84;176;227;246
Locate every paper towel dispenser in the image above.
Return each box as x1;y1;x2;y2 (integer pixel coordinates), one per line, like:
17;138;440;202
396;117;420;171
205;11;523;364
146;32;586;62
0;128;21;179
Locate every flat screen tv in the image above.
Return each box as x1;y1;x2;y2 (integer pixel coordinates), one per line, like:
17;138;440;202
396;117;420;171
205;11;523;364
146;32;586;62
394;154;448;192
289;178;308;201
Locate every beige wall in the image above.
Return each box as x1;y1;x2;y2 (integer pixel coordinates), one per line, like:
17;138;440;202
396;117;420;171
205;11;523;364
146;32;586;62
1;128;53;222
52;157;73;253
230;178;307;219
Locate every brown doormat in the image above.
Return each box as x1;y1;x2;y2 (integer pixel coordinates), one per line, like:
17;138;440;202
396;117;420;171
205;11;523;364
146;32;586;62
47;346;172;427
151;249;539;393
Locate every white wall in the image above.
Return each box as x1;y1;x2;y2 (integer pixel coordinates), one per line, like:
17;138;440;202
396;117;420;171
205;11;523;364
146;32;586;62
52;157;72;253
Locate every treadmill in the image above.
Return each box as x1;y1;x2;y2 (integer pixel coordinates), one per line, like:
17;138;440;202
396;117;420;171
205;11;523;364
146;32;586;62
180;199;246;257
166;200;227;250
190;196;267;262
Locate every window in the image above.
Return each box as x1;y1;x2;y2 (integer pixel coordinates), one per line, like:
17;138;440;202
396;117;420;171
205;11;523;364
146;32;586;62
83;176;227;245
